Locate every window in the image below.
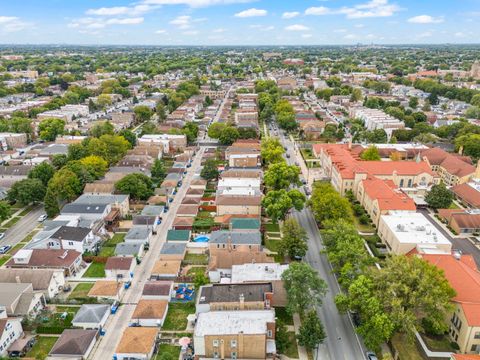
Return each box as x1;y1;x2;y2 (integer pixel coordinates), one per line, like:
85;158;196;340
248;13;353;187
68;241;74;246
407;179;412;187
231;340;237;347
472;344;479;352
213;340;220;347
231;352;237;359
267;330;272;338
213;352;219;359
399;179;404;187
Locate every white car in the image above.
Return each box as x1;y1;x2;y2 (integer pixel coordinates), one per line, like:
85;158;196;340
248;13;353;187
38;214;48;222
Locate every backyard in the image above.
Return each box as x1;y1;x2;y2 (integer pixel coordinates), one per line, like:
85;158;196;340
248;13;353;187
155;344;182;360
82;262;106;278
283;332;299;359
68;282;95;300
391;333;423;360
26;336;59;360
162;302;196;331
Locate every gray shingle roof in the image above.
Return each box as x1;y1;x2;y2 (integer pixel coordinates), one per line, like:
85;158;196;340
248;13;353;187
49;329;97;356
209;230;261;245
125;226;151;241
72;304;110;324
51;226;91;242
61;203;107;214
160;242;187;255
115;243;143;256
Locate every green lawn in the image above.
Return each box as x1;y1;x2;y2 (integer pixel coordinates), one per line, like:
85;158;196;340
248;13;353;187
183;253;208;264
264;223;280;232
26;336;59;360
82;262;106;278
283;332;299;359
421;333;456;352
155;344;182;360
68;283;95;299
22;229;40;243
105;233;126;246
98;246;115;257
265;239;281;253
0;255;11;266
449;202;461;210
187;266;206;276
275;307;294;325
55;305;81;314
3;216;21;228
8;242;25;254
353;215;375;233
391;333;423;360
163;302;196;331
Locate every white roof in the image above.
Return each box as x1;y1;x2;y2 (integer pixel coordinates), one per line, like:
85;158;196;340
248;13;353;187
231;263;288;283
195;310;275;336
218;178;261;189
380;212;451;246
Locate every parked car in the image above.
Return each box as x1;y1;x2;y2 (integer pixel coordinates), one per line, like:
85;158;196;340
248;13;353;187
111;301;120;314
366;351;378;360
0;233;5;241
38;214;48;222
0;245;10;254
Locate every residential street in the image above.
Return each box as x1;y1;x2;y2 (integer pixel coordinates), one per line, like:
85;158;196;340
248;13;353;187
277;127;367;360
89;147;205;360
0;205;44;248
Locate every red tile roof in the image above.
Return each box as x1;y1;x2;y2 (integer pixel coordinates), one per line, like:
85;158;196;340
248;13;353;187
422;254;480;326
362;177;416;212
451;183;480;208
421;147;475;178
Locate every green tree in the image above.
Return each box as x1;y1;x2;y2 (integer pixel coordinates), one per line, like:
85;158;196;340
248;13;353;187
200;159;219;181
264;162;300;190
38;118;65;141
309;182;352;227
282;262;328;316
119;129;137;147
465;106;480;119
409;97;419;109
0;201;11;222
360;146;381;161
134;105;153;123
28;162;55;186
275;321;290;354
51;154;68;169
218;126;239;145
87;135;131;165
115;173;154;200
207;122;227;139
7;179;46;206
425;183;453;209
279;218;308;259
297;310;326;351
44;188;60;218
182;122;199;144
156;102;167;122
261;138;285;165
151;159;167;184
96;94;112;109
262;189;306;223
456;133;480;160
48;168;82;201
350;88;362;102
79;155;109;179
89;121;114;138
194;272;209;290
471;94;480;107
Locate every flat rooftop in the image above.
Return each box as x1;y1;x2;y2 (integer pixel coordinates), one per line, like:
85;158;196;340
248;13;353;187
195;310;275;336
199;283;272;304
231;263;288;283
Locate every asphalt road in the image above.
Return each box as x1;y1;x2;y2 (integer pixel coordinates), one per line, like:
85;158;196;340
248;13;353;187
276;126;367;360
90;147;205;360
1;205;44;248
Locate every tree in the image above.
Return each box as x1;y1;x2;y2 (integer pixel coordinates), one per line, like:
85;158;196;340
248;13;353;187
297;310;326;351
156;102;167;122
48;169;82;202
471;94;480;107
465;106;480;119
425;183;453;209
44;188;60;218
309;182;352;227
200;159;219;181
7;179;46;206
115;173;153;200
282;262;328;315
262;189;306;223
360;146;381;161
151;159;167;184
87;135;131;165
218;126;239;145
182;122;199;144
456;133;480;160
119;129;137;147
134;105;153;123
38;118;65;141
96;94;112;109
89;121;114;138
279;218;308;259
0;201;11;222
79;155;108;179
275;321;290;354
409;97;419;109
207;123;226;139
350;88;362;102
261;138;285;165
51;154;68;169
194;272;209;290
264;162;300;190
28;162;55;186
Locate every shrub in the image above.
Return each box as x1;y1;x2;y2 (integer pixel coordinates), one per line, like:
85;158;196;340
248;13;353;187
359;214;370;225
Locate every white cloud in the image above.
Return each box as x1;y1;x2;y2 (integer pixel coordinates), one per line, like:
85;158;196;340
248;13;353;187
144;0;254;7
306;0;401;19
417;31;433;38
305;7;330;16
86;5;155;16
454;32;465;38
106;17;144;25
354;23;365;28
285;24;309;31
69;16;144;30
0;16;29;32
407;15;444;24
282;11;300;19
250;24;274;31
344;34;358;40
333;28;348;33
234;8;267;18
183;30;199;35
170;15;192;29
301;33;313;38
155;29;168;34
213;28;226;33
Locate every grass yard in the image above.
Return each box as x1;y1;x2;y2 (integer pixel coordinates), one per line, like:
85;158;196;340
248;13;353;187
275;307;294;325
265;239;281;253
0;255;11;266
98;246;115;257
155;344;182;360
163;302;195;331
183;253;208;264
264;223;280;233
22;229;40;243
55;305;81;314
187;266;206;277
3;216;21;228
68;283;95;299
353;215;375;233
391;333;423;360
449;202;461;210
82;262;106;278
421;333;456;352
283;332;299;359
105;233;126;246
26;336;59;360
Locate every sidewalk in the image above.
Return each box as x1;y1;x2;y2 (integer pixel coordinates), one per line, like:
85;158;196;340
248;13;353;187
293;313;309;360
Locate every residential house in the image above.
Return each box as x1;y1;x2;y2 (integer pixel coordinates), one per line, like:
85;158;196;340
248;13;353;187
216;194;262;217
209;231;262;253
172;217;194;230
0;269;65;299
73;194;130;217
48;226;99;254
48;329;98;359
72;304;110;330
125;227;152;246
0;165;31;188
0;317;23;358
194;310;276;360
0;283;44;317
104;257;136;281
131;299;168;327
5;249;83;277
159;242;187;261
151;260;181;280
115;327;158;360
196;283;274;314
115;243;145;258
88;281;124;301
166;230;191;242
141;281;173;300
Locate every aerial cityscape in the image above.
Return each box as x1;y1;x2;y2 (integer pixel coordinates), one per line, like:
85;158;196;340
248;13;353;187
1;1;480;360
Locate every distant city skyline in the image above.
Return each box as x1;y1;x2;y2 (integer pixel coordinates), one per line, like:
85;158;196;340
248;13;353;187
1;0;479;45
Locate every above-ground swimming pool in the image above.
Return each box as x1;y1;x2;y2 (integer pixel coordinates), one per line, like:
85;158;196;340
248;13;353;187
194;235;210;242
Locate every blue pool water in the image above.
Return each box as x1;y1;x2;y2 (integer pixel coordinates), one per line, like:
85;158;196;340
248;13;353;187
194;235;210;242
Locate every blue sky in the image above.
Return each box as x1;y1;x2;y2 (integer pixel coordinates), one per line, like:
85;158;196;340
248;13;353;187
0;0;479;45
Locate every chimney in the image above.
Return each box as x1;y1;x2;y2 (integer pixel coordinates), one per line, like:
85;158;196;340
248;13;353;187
459;146;464;156
15;276;21;284
239;293;245;310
